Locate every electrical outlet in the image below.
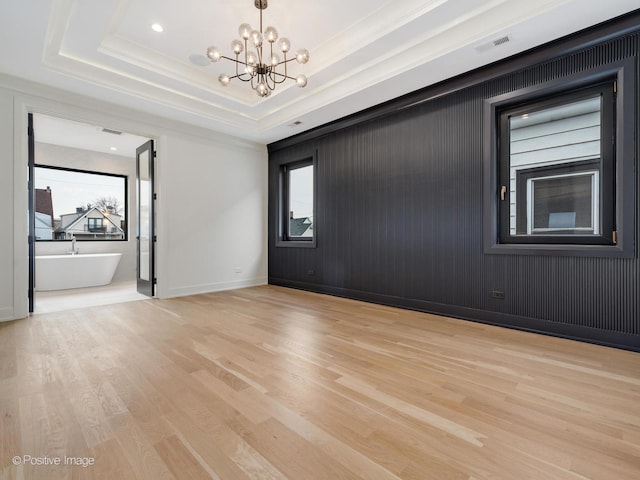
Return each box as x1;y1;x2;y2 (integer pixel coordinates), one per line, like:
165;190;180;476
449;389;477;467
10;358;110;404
307;269;315;276
234;267;242;273
491;290;505;299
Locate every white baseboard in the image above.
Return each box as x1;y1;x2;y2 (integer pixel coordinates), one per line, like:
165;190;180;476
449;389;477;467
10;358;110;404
166;277;268;298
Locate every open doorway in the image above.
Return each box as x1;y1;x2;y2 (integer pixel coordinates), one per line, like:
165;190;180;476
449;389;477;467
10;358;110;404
28;113;155;314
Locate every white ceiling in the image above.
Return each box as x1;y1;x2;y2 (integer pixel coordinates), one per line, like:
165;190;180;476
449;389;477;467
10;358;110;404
34;113;151;157
1;0;638;145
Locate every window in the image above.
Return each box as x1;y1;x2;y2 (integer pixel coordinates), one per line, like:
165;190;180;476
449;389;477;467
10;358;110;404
87;218;105;232
484;59;635;257
277;156;316;247
516;160;601;236
35;165;127;241
483;58;638;258
498;82;614;245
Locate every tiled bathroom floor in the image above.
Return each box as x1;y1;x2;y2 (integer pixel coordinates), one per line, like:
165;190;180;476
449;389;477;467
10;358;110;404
34;280;149;314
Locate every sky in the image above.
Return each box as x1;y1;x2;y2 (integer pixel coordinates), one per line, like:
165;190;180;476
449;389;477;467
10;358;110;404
289;165;313;219
35;167;126;220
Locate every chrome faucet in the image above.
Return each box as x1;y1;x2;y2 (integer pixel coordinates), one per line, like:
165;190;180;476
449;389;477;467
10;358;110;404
69;235;78;255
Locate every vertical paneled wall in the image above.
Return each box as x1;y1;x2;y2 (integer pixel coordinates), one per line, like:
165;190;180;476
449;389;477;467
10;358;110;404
268;17;640;350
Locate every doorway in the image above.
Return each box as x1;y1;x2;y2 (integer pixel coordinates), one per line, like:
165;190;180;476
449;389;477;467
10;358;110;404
28;113;156;313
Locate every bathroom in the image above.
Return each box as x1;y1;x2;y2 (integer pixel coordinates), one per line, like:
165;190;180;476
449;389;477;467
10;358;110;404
32;113;151;313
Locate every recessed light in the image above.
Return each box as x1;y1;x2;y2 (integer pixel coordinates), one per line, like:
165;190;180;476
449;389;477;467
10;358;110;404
151;23;164;33
109;147;118;151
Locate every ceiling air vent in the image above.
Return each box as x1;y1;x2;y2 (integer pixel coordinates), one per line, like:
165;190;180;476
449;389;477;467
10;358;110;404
493;35;510;47
101;127;123;135
475;34;512;54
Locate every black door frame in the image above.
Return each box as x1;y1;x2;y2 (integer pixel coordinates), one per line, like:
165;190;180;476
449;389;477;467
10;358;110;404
27;113;35;313
136;139;155;297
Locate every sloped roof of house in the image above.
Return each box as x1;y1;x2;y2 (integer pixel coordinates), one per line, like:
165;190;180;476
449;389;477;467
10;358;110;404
54;207;124;234
35;211;52;227
289;217;312;237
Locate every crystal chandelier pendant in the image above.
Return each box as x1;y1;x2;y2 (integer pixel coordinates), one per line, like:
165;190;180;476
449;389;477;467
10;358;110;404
206;0;309;98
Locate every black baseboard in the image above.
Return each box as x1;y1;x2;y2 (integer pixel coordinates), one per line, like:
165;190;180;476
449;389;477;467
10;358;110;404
269;277;640;353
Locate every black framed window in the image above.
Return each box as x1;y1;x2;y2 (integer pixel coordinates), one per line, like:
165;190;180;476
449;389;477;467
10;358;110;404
34;165;128;241
498;82;615;245
484;59;636;257
87;217;105;232
276;155;316;247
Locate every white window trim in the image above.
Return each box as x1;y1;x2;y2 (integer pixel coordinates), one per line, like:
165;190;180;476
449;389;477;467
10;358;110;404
525;170;599;234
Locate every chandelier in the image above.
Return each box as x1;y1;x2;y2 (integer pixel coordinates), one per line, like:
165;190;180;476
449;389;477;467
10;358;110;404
206;0;309;98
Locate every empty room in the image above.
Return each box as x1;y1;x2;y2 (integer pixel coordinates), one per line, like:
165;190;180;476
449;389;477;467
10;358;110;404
1;1;639;479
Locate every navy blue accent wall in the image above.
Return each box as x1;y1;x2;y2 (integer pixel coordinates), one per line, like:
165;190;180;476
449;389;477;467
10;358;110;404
268;12;640;351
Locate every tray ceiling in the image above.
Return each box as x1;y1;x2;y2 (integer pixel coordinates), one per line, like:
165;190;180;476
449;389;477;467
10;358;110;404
1;0;638;143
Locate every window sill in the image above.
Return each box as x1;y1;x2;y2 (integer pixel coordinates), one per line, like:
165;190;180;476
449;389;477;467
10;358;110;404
275;239;317;248
485;242;633;258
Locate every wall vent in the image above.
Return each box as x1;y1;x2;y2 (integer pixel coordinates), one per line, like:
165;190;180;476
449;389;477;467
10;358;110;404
475;35;512;53
493;35;510;47
101;127;123;135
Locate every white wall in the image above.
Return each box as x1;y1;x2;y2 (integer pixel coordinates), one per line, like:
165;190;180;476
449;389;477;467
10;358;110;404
0;90;15;321
34;142;137;283
0;73;268;321
163;132;268;297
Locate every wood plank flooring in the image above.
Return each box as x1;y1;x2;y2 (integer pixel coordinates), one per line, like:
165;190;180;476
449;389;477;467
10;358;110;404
1;285;639;479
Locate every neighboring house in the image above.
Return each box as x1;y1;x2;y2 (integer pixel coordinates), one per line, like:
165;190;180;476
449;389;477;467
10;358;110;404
34;187;54;240
34;212;52;240
289;217;313;238
508;96;601;236
55;206;125;240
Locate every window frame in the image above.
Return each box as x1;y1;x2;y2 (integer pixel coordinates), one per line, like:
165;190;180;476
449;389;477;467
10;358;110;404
34;164;128;242
516;159;601;236
498;82;615;246
276;153;317;248
483;59;636;257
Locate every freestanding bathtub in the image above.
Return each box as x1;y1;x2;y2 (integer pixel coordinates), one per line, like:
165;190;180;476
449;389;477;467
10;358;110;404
35;253;122;291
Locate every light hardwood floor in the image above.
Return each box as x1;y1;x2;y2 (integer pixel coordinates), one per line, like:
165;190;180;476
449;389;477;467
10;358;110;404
1;285;639;480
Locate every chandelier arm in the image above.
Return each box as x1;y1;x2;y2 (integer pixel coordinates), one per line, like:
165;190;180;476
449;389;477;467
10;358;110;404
265;72;276;90
221;52;257;82
269;69;289;85
271;57;298;81
227;74;247;81
254;35;263;66
274;57;299;66
270;71;298;81
236;74;255;83
220;55;250;65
